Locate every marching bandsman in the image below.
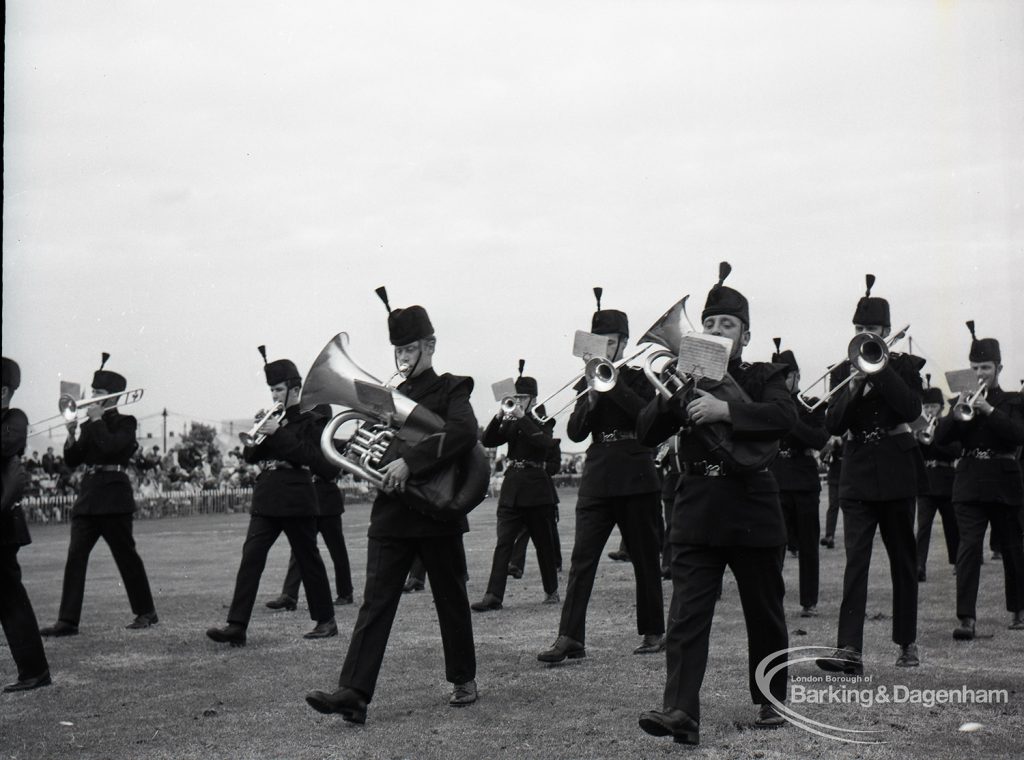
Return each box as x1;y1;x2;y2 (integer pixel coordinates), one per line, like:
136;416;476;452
816;275;925;675
306;289;479;723
206;347;336;646
935;322;1024;638
472;361;561;611
636;263;796;745
769;339;829;617
265;403;354;611
1;357;51;692
914;375;960;582
536;288;665;663
41;354;158;636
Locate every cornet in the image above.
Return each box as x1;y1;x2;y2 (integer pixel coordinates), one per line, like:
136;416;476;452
239;403;286;446
953;380;988;422
59;388;145;422
500;396;524;420
917;414;938;445
798;325;910;412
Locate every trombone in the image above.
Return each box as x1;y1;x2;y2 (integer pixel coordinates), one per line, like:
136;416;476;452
797;325;910;412
952;379;988;422
239;403;286;446
530;295;692;424
58;388;145;422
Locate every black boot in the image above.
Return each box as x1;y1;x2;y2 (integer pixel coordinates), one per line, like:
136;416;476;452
953;617;976;640
305;687;368;723
206;623;247;647
537;635;585;663
638;708;699;745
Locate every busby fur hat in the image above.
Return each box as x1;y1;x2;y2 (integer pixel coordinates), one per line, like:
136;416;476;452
92;353;127;393
376;286;434;346
513;359;538;397
771;338;799;373
852;274;890;327
258;345;301;387
702;262;750;326
1;357;21;391
590;287;629;337
922;373;944;406
966;320;1000;363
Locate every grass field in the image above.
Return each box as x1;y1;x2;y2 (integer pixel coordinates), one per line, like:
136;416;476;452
2;490;1021;760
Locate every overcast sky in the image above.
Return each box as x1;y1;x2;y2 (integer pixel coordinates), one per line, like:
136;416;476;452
4;1;1022;452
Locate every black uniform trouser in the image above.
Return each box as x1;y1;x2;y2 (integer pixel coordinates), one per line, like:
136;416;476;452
954;501;1024;618
661;495;673;573
558;493;664;643
0;546;49;681
484;504;559;600
339;535;475;701
57;514;155;625
836;498;918;650
280;514;353;600
663;544;787;722
916;494;959;573
510;507;562;572
227;515;333;625
779;490;820;608
824;482;841;539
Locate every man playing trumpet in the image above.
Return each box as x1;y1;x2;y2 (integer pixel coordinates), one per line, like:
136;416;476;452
914;376;960;583
472;361;561;612
536;288;665;664
935;322;1024;639
816;275;925;675
206;347;336;646
40;354;159;637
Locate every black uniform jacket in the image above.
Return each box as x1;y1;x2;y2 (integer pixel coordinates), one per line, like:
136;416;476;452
770;394;828;492
482;412;560;508
1;407;31;546
369;368;479;539
637;359;796;547
243;404;321;517
568;366;659;498
65;409;138;516
825;352;926;501
935;387;1024;506
917;421;960;498
309;404;345;517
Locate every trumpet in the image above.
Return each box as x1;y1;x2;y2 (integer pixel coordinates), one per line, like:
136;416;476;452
59;388;145;422
917;414;938;445
500;396;525;420
240;403;286;446
798;325;910;412
953;380;988;422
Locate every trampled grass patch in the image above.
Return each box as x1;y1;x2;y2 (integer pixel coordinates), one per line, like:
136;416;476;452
2;489;1021;759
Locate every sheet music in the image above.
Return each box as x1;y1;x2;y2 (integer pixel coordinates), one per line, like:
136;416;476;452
676;333;732;382
944;369;978;395
572;330;614;361
491;378;517;402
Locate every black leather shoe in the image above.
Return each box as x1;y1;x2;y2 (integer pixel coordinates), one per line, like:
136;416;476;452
820;536;835;549
206;623;247;647
449;680;477;707
800;605;818;618
953;617;976;640
334;594;354;606
471;594;503;612
3;670;52;693
895;643;920;667
917;569;927;582
542;591;560;605
40;621;78;638
607;550;630;562
305;687;368;724
754;703;786;729
126;611;159;629
638;708;699;745
403;578;425;593
506;565;523;579
537;635;586;663
304;619;338;639
633;634;665;655
265;594;297;611
815;646;863;675
1009;611;1024;630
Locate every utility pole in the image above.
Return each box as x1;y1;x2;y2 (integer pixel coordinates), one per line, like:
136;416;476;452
162;408;168;452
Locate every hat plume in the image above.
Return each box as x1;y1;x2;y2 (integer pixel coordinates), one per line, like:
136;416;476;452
517;359;525;378
257;345;268;365
965;320;976;340
100;352;110;370
593;287;603;310
718;261;732;285
375;286;392;314
865;274;875;296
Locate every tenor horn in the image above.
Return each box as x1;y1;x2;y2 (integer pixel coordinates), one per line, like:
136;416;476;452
300;333;489;516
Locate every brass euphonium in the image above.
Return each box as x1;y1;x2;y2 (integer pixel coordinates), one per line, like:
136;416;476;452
299;333;489;518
